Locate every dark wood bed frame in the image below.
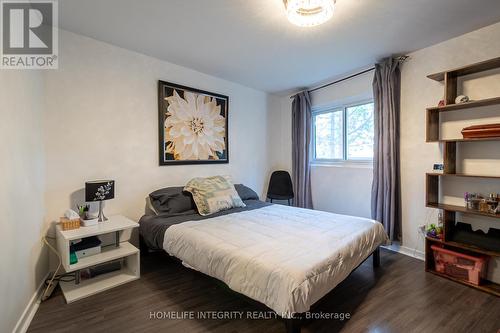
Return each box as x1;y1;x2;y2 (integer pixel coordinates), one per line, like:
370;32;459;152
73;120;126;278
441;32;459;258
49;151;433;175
140;235;381;333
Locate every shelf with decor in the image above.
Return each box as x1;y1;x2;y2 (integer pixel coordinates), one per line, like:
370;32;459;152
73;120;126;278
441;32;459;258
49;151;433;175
426;172;500;179
427;96;500;113
431;137;500;143
425;57;500;143
425;236;500;297
427;268;500;297
424;57;500;297
426;202;500;220
426;236;500;258
427;57;500;81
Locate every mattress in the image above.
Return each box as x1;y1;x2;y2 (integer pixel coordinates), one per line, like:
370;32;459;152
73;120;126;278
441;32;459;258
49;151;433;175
163;204;388;317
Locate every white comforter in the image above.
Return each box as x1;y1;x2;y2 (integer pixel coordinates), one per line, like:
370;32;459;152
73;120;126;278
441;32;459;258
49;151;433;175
164;204;388;317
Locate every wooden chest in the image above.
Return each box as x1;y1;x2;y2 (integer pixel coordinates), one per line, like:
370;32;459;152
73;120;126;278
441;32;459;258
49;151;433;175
462;123;500;139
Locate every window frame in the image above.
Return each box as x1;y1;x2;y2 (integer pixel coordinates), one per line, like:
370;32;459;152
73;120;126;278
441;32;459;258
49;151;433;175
312;99;374;165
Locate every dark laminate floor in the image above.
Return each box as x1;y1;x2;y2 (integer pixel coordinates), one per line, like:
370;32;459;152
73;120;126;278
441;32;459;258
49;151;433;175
28;249;500;333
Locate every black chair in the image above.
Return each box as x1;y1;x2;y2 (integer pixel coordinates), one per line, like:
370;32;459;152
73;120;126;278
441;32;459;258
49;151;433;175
267;170;294;205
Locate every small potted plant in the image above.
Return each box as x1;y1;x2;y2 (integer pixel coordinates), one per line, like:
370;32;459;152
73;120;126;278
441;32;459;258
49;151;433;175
77;204;98;227
426;223;443;239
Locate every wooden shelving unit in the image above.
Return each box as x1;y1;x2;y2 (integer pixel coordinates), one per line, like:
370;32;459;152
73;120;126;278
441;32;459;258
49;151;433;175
426;57;500;143
427;202;500;220
424;57;500;297
426;236;500;258
428;268;500;297
426;172;500;179
427;57;500;81
433;137;500;143
427;96;500;113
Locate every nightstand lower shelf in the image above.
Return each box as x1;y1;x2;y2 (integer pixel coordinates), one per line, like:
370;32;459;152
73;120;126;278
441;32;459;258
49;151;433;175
60;267;139;303
60;251;140;303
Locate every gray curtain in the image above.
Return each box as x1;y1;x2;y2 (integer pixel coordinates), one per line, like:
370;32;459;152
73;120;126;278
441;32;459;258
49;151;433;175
291;91;313;209
371;58;402;241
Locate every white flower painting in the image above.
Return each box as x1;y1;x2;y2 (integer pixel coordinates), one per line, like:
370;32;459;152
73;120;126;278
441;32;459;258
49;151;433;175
159;81;228;165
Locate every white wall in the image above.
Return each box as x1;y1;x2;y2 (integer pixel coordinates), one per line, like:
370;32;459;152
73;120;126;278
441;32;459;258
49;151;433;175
0;71;47;333
44;30;274;226
400;21;500;278
271;71;374;218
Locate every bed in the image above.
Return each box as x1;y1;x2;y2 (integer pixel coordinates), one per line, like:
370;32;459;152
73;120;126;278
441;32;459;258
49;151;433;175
140;185;388;333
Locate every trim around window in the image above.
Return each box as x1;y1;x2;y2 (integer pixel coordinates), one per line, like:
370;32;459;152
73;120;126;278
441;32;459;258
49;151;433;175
310;159;374;168
312;99;374;165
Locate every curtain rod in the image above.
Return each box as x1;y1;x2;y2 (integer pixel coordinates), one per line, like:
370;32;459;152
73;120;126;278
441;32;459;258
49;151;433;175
309;67;375;93
290;67;374;99
291;56;409;99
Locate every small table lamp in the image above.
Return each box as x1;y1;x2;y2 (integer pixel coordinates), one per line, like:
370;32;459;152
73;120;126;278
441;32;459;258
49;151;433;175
85;180;115;222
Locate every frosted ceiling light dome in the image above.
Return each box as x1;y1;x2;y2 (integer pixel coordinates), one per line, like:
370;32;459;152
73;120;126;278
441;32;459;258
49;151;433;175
284;0;335;27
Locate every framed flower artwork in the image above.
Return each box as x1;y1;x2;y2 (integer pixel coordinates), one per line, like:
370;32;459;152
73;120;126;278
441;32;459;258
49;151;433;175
158;80;229;165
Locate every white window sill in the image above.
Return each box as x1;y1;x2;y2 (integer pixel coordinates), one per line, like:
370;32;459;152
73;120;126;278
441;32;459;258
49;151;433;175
310;161;373;169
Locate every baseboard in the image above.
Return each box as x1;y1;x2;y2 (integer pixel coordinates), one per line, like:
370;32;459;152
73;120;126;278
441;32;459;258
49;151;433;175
12;272;50;333
382;244;425;261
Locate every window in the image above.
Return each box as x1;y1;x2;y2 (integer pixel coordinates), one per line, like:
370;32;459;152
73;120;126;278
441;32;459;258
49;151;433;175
313;101;374;162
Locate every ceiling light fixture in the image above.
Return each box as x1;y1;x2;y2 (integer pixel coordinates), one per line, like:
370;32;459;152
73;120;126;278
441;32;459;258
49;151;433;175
283;0;335;27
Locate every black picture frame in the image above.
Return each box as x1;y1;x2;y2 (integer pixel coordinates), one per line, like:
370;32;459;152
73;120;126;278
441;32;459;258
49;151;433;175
158;80;229;165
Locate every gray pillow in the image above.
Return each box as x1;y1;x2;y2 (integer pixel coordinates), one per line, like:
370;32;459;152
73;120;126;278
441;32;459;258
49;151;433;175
234;184;259;201
149;187;195;214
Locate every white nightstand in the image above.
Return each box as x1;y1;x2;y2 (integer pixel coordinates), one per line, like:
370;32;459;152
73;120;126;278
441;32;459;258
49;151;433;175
55;215;140;303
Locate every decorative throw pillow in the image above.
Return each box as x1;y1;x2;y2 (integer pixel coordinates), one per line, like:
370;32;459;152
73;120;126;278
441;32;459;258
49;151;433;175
234;184;260;201
149;186;195;215
184;176;246;216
